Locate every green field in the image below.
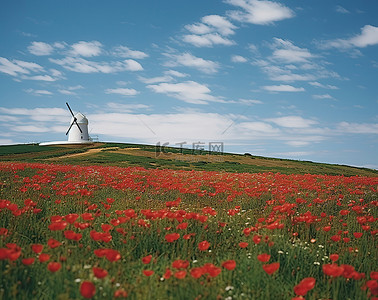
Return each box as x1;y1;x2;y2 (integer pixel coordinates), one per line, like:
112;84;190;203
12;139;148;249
0;142;377;177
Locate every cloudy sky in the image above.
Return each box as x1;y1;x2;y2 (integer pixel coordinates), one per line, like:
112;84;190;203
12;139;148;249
1;0;377;168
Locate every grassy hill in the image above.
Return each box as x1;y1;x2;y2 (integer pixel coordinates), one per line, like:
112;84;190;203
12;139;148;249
0;142;377;176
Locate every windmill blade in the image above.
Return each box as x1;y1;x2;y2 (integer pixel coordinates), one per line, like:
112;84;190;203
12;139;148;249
66;102;83;133
73;118;83;133
66;120;75;135
66;102;75;118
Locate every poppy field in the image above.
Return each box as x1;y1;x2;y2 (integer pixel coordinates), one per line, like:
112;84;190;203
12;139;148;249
0;162;377;299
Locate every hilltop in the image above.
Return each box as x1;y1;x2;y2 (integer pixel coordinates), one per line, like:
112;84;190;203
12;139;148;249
0;142;377;177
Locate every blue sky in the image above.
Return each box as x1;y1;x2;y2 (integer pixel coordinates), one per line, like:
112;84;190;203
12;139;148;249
1;0;378;168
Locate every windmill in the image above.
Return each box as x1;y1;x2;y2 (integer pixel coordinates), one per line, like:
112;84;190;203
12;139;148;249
39;102;93;146
65;102;91;143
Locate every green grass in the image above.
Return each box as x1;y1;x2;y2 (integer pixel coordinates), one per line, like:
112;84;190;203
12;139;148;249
0;142;377;177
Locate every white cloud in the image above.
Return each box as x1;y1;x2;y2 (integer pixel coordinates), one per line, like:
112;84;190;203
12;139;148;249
271;38;314;63
59;89;76;95
0;107;66;116
164;70;189;78
58;85;84;95
335;5;349;14
112;46;148;59
235;99;262;105
312;94;334;100
309;82;339;89
70;41;103;57
138;75;173;84
183;15;236;47
262;84;305;92
252;39;340;83
106;102;149;113
226;0;295;25
231;55;248;63
183;33;235;47
28;42;54;55
253;61;316;82
164;52;219;74
238;121;279;134
12;125;50;133
49;57;143;73
105;88;139;96
25;89;53;96
185;23;212;35
337;122;378;134
0;139;14;145
147;81;223;104
266;116;317;128
201;15;237;36
13;60;44;72
123;59;143;71
286;140;311;147
53;42;67;49
0;57;44;76
22;75;57;82
319;25;378;49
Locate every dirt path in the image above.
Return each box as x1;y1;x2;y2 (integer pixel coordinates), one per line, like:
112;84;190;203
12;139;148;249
50;147;120;160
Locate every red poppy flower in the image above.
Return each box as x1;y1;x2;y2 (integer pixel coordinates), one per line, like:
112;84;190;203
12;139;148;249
176;222;188;230
80;281;96;299
22;257;35;265
47;238;62;249
203;263;221;277
353;232;363;239
262;262;280;275
165;233;180;242
47;261;61;272
93;267;108;279
329;254;339;262
0;228;8;236
94;248;121;262
143;270;154;276
0;248;9;260
331;235;341;242
172;259;189;269
198;240;210;251
163;268;172;279
293;277;316;296
31;244;43;254
239;242;248;248
114;289;128;298
222;260;236;270
190;267;204;279
253;235;261;244
142;255;152;264
183;233;195;240
101;224;113;232
39;253;50;263
65;213;79;224
105;249;121;262
174;270;187;279
81;213;94;221
7;247;21;261
257;253;271;262
322;263;344;277
48;221;68;231
371;271;378;280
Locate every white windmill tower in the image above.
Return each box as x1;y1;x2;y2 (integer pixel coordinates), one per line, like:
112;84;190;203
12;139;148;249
65;102;91;143
39;102;93;146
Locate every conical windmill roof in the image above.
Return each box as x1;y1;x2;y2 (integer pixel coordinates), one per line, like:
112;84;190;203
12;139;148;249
71;112;88;124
